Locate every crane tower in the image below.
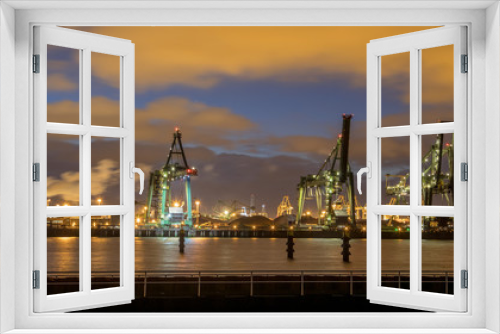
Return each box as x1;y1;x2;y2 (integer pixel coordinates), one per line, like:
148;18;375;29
144;127;198;226
296;114;356;227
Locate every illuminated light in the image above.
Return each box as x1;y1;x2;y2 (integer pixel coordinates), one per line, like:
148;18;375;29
174;202;180;207
271;225;275;230
394;227;399;231
195;201;200;206
233;225;237;229
72;222;75;226
289;226;294;230
214;225;218;229
309;226;312;230
252;226;256;230
136;218;141;223
64;203;69;207
174;126;180;132
224;210;229;215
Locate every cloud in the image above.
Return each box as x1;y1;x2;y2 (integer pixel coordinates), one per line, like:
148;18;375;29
47;96;258;149
48;73;78;91
47;159;119;204
267;135;333;158
68;27;450;98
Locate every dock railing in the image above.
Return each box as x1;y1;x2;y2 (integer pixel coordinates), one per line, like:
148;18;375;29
48;270;454;298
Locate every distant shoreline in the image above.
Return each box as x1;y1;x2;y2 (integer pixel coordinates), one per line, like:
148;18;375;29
46;227;453;240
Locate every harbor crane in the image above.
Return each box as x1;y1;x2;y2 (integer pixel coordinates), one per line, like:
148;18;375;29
385;132;454;228
296;114;356;227
276;195;294;218
144;127;198;226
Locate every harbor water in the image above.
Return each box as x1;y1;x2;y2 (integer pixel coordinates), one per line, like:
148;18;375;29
48;237;453;272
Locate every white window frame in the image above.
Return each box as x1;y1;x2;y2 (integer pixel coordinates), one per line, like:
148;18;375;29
0;1;499;333
33;26;136;313
366;26;468;312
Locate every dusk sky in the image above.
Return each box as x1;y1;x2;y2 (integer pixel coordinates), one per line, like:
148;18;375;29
46;26;454;214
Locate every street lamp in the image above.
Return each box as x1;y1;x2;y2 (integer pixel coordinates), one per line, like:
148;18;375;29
97;198;102;206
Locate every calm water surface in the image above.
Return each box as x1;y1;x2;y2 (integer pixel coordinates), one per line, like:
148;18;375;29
47;237;453;272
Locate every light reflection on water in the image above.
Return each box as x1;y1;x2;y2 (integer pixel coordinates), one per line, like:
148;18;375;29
47;237;453;272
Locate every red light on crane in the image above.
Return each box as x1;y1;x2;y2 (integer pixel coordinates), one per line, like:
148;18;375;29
174;126;180;132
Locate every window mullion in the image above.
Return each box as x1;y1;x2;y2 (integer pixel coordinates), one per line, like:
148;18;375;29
409;47;420;294
82;47;92;293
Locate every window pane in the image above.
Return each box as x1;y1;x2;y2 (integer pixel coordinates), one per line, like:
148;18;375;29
91;215;121;290
47;45;80;124
421;45;454;124
92;52;120;127
381;137;410;205
91;137;121;206
381;215;410;289
47;134;80;206
381;52;410;127
421;216;454;294
47;216;80;295
421;133;454;206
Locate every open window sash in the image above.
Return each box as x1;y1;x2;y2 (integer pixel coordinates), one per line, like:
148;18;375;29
366;26;467;312
33;26;135;312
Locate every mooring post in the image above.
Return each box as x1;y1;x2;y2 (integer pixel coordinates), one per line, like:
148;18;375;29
286;222;295;259
179;225;185;253
341;231;351;262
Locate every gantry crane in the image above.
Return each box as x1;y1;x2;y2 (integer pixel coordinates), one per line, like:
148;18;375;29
276;195;294;218
296;114;356;227
422;134;454;206
144;127;198;226
385;133;454;228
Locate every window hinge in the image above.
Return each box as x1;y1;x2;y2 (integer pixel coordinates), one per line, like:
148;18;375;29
461;54;468;73
461;162;468;181
33;163;40;182
33;270;40;289
33;54;40;73
461;270;468;289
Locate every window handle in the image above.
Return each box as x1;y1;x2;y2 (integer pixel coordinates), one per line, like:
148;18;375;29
357;162;372;195
129;162;144;195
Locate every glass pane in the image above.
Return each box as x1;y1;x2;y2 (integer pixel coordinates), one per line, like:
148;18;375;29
91;52;120;127
47;216;80;295
381;52;410;127
381;215;410;289
47;134;80;206
91;137;121;206
91;215;121;290
421;216;454;294
381;137;410;205
47;45;80;124
421;133;454;206
421;45;454;124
